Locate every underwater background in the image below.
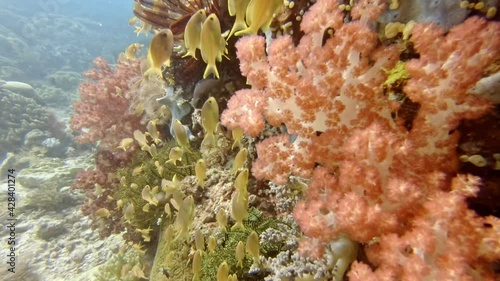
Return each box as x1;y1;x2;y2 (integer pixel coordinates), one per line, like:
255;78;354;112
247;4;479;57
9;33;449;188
0;0;499;281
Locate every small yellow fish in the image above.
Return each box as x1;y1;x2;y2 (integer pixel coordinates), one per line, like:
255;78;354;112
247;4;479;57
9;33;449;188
166;147;183;166
134;21;152;37
234;169;249;194
217;261;229;281
231;190;248;231
228;274;238;281
148;143;157;157
144;29;174;78
174;195;195;240
200;14;226;79
133;130;148;149
216;209;228;232
183;9;207;59
130;264;147;279
147;120;161;144
128;16;138;25
163;224;175;248
201;97;220;145
193;249;203;281
121;263;131;277
132;165;144;176
195;159;207;188
142;185;158;206
194;229;205;252
231;127;243;150
155;160;164;176
117;138;134;151
123;203;135;222
125;43;142;60
231;148;248;175
94;183;103;197
116;199;124;210
235;0;282;36
114;86;123;97
136;227;152;242
246;231;260;266
95;208;111;218
173;119;191;152
208;235;217;253
227;0;251;38
235;241;245;268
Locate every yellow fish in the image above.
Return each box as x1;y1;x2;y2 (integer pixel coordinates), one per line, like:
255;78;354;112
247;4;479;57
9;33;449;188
235;0;282;36
216;209;228;232
235;241;245;268
200;14;226;79
134;20;152;37
165;147;183;166
193;250;202;281
125;43;142;60
194;229;205;252
144;29;174;78
231;148;248;175
174;195;195;240
173;119;192;152
201;97;220;145
231;127;243;150
231;190;248;231
183;9;207;59
195;159;207;188
128;16;138;25
147;120;161;144
123;203;135;222
117;138;134;151
227;0;251;38
95;208;111;218
246;231;260;266
208;235;217;253
217;261;229;281
234;168;249;195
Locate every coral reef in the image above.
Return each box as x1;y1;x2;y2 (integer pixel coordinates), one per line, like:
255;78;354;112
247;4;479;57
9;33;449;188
0;87;68;155
66;0;500;280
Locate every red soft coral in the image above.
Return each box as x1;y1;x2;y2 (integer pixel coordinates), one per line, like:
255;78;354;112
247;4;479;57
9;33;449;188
70;56;143;151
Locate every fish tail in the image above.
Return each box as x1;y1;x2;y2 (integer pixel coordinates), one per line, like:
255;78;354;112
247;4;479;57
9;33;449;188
234;25;258;37
203;63;220;79
143;67;162;79
231;222;245;231
201;132;215;147
228;19;247;39
182;49;198;60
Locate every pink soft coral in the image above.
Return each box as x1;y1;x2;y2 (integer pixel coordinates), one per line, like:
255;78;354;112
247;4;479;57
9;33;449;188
222;0;500;279
221;0;399;184
70;56;143;150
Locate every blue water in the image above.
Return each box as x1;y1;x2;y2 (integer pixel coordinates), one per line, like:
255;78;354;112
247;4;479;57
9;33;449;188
0;0;148;80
